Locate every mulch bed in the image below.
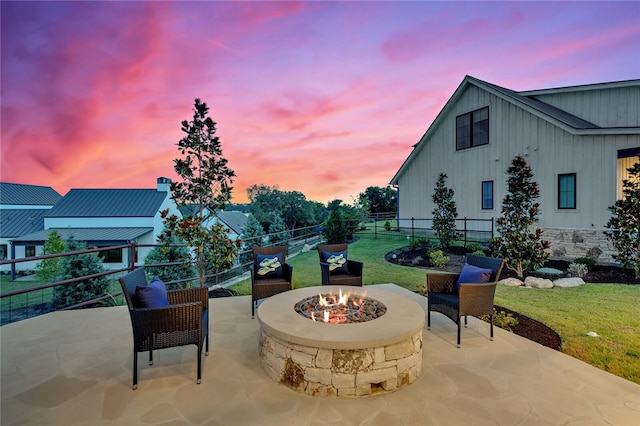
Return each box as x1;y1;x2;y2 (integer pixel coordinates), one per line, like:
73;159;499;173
387;245;639;351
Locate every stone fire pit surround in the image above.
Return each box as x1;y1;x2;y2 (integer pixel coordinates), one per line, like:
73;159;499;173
257;286;425;397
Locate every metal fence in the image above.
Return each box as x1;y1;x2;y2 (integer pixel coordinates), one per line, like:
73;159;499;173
0;217;493;325
0;225;322;325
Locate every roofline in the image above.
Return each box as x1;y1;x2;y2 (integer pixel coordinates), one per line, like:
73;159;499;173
520;78;640;96
389;75;640;185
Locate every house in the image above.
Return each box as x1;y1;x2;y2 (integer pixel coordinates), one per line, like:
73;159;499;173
216;211;248;240
390;76;640;263
8;177;180;275
0;183;63;272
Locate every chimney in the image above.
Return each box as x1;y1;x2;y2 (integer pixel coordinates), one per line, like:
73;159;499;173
157;177;171;192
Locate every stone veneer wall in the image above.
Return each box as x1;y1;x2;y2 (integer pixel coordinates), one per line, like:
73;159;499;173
260;331;423;398
543;227;617;263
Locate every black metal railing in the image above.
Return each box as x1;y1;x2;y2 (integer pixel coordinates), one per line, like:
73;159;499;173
0;217;493;325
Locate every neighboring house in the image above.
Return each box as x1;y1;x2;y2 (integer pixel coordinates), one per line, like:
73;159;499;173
178;205;247;240
0;182;63;272
390;75;640;263
216;211;248;240
8;177;180;275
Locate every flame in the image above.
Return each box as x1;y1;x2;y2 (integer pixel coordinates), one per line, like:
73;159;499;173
309;289;367;323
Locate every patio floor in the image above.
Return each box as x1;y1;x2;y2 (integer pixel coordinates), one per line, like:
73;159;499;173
1;284;639;425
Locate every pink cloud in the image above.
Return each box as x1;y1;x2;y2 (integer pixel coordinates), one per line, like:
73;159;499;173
2;1;638;204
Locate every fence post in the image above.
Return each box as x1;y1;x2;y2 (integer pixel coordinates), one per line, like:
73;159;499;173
464;217;468;247
411;217;414;241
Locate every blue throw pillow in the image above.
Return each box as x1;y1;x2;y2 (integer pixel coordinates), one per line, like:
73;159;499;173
321;250;349;275
135;277;170;308
455;263;493;292
255;253;284;278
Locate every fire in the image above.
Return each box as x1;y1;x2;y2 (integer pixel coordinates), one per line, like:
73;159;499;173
311;289;366;324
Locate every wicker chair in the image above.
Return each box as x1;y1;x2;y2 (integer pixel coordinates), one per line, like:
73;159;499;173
426;254;505;347
251;246;293;317
317;243;363;286
119;267;209;389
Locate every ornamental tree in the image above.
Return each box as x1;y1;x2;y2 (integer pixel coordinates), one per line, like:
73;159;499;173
604;156;640;278
35;230;65;283
431;173;459;248
490;155;550;278
158;99;239;287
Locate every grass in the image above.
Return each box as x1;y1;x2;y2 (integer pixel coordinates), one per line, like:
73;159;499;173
495;284;640;384
228;232;427;294
3;232;639;384
0;274;121;315
231;230;640;385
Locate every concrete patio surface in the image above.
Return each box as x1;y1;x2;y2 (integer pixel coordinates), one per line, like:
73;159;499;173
1;284;639;425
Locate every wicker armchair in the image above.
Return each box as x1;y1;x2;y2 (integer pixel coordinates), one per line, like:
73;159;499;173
426;254;504;347
251;246;293;317
317;243;363;286
119;267;209;389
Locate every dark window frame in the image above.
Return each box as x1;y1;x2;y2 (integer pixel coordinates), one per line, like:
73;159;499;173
558;173;577;209
481;180;494;210
0;244;7;260
25;245;36;257
98;246;123;263
456;106;489;150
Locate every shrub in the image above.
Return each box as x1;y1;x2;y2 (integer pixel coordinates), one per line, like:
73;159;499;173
53;236;109;309
324;209;349;243
384;221;391;231
466;242;484;253
429;249;449;267
568;263;588;278
573;257;596;271
480;309;519;332
472;250;486;256
409;237;430;251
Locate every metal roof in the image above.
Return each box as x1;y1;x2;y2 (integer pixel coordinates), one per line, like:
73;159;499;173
10;227;154;244
0;182;62;206
46;189;167;217
217;211;248;235
0;209;48;238
474;77;600;130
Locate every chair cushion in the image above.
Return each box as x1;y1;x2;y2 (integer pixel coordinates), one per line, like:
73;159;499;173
321;250;349;274
255;252;284;278
455;263;493;292
135;277;170;308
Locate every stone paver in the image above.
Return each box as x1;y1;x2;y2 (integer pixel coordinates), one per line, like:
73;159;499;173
1;284;639;425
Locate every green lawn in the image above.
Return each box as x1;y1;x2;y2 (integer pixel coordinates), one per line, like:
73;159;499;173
3;232;639;385
231;231;640;385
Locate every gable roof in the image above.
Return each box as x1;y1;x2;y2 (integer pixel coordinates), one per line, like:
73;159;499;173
0;209;48;238
46;189;167;217
0;182;62;206
217;211;248;235
390;75;640;185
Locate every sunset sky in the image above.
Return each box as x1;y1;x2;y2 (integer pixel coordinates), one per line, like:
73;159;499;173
1;1;639;204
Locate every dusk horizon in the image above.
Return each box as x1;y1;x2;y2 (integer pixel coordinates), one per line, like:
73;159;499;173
2;1;639;204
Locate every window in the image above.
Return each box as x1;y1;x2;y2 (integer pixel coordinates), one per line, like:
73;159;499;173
25;246;36;257
482;181;493;210
0;244;7;260
98;247;123;263
558;173;576;209
456;107;489;150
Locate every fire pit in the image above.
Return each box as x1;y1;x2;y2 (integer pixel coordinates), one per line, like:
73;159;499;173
257;286;425;397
